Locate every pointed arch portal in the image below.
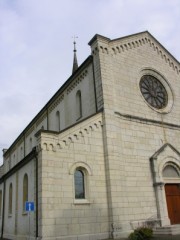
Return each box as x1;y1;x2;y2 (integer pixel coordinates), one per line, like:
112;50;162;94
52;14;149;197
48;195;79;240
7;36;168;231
162;164;180;224
150;143;180;226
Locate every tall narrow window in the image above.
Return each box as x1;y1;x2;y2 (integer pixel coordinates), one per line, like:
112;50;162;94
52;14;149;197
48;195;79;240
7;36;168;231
0;190;2;216
56;111;60;131
20;146;24;160
8;160;11;170
74;169;85;199
23;174;28;211
8;183;13;215
76;90;82;120
29;138;32;152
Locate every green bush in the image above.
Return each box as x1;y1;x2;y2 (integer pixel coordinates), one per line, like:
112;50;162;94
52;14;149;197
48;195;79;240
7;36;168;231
128;227;153;240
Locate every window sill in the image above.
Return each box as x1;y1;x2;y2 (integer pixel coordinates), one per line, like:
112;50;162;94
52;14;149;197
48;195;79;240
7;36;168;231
74;199;90;205
22;211;28;216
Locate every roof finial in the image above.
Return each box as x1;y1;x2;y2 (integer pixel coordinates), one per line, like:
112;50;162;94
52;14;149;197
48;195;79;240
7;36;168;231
72;36;78;74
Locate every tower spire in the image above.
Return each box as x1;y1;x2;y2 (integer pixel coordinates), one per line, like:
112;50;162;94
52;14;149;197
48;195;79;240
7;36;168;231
72;36;78;74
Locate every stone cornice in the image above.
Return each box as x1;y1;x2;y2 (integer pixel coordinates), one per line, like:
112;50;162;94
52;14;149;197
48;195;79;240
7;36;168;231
115;111;180;130
48;94;64;113
111;34;180;74
36;113;103;153
91;31;180;75
66;69;88;94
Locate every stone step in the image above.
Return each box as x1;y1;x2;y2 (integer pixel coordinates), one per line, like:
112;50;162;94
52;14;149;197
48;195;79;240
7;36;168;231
154;224;180;236
153;236;180;240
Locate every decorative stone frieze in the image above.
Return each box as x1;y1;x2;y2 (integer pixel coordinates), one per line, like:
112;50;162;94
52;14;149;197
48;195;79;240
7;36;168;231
48;94;64;113
91;32;180;74
66;69;88;94
25;125;35;138
37;114;103;153
36;112;47;127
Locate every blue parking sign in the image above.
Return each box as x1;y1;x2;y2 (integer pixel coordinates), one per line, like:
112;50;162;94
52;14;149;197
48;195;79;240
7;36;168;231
25;201;35;212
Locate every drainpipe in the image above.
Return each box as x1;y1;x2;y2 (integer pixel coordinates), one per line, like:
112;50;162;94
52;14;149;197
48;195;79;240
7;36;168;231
35;149;39;239
1;179;6;239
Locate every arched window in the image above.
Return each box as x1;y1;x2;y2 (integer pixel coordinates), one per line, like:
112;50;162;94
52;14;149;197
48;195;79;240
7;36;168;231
74;169;85;199
20;146;24;159
23;174;28;211
8;183;13;215
8;160;11;170
56;111;60;131
76;90;82;120
29;138;32;152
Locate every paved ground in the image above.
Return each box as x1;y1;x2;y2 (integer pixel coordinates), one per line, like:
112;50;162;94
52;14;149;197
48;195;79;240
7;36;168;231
106;236;180;240
1;236;180;240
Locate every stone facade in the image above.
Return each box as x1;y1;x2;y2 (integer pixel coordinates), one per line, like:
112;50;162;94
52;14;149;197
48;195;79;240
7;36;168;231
0;31;180;239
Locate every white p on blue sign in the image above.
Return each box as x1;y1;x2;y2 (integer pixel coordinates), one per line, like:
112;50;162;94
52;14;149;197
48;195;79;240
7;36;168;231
25;201;35;212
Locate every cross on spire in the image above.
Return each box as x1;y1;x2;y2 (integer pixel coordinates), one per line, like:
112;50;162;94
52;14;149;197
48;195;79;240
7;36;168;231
72;36;78;74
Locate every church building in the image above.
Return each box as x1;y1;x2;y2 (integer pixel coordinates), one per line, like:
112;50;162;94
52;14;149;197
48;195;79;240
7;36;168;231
0;31;180;240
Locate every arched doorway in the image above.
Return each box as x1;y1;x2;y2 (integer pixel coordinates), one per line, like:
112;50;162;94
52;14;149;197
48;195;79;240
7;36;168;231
163;164;180;224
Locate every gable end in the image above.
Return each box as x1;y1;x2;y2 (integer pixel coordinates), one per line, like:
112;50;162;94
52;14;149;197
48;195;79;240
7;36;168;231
93;32;180;75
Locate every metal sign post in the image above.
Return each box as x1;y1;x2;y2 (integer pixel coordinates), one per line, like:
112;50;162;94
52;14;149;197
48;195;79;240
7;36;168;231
25;202;35;240
28;211;30;240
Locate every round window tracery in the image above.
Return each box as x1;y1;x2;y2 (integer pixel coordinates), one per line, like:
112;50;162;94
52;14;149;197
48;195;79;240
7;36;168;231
140;75;168;109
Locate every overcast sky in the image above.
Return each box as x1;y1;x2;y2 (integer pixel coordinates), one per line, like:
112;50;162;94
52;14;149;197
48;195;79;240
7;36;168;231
0;0;180;164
